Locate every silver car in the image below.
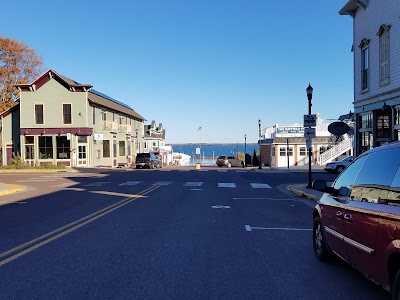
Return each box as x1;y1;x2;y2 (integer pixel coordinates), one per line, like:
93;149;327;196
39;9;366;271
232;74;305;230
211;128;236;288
216;156;244;168
324;156;353;173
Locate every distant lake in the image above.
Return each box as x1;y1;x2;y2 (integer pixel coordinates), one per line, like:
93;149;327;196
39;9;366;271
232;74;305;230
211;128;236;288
169;143;259;165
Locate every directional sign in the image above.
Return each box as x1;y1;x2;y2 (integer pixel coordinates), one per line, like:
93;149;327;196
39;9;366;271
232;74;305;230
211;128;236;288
304;127;316;139
304;114;317;127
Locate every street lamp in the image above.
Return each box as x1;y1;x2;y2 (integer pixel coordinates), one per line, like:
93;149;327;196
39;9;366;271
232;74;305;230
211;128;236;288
306;83;313;188
258;119;262;169
244;134;247;166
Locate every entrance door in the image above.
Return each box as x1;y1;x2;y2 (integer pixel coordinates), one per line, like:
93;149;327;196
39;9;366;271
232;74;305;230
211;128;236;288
77;144;87;166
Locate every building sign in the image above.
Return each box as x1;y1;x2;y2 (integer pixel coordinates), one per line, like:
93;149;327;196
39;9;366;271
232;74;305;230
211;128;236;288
94;134;104;141
304;114;317;127
304;127;316;139
328;121;350;136
276;126;304;134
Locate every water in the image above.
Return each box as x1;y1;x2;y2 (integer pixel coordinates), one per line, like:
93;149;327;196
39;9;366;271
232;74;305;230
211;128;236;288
169;143;259;165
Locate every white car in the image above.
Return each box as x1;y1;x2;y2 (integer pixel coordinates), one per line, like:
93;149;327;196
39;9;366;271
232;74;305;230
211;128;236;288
324;156;353;173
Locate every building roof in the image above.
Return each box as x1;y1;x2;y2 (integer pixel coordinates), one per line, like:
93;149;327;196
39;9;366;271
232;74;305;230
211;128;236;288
339;0;369;16
14;69;145;121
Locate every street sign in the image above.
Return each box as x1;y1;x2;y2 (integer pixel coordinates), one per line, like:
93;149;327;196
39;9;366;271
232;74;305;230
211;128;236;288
196;147;201;155
304;114;317;127
66;133;71;140
93;133;104;141
304;127;316;139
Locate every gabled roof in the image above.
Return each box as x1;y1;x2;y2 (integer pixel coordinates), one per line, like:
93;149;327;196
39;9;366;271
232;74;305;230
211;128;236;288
339;0;369;17
14;69;145;121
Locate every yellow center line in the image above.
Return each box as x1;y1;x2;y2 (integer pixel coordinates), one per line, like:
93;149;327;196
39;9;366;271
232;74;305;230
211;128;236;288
0;185;161;266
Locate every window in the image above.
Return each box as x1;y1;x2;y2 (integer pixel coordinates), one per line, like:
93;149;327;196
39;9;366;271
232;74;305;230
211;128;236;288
300;147;306;156
361;132;373;148
103;140;110;157
395;107;400;125
77;136;87;143
119;141;125;156
360;113;373;128
377;111;391;138
279;147;286;156
144;142;148;149
378;25;391;86
113;140;117;158
25;136;34;159
101;110;107;121
35;104;44;124
93;107;96;125
38;136;53;159
333;154;368;196
287;147;293;156
359;39;370;92
56;136;70;159
63;104;72;124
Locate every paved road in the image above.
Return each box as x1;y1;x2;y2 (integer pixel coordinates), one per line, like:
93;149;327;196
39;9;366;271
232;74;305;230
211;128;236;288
0;169;390;299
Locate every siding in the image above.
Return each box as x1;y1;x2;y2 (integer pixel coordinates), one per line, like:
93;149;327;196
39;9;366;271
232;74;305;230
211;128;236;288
353;0;400;105
20;78;87;128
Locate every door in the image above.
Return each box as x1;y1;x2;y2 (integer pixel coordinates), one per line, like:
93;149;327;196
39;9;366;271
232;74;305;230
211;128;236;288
77;144;87;166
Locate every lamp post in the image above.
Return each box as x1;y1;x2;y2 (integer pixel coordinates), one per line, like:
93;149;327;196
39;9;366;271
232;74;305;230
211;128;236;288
258;119;262;169
244;134;247;167
306;83;313;188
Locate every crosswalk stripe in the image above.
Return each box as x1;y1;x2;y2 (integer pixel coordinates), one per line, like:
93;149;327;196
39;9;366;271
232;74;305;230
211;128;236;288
218;183;236;188
217;170;228;172
153;181;173;186
184;182;204;187
250;183;272;189
119;181;142;186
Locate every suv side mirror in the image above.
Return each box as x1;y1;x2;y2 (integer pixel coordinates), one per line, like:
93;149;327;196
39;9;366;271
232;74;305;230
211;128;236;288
312;179;327;192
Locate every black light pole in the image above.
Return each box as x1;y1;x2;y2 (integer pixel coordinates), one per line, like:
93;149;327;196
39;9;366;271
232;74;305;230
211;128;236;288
306;83;313;188
244;134;247;166
244;134;247;153
258;119;262;169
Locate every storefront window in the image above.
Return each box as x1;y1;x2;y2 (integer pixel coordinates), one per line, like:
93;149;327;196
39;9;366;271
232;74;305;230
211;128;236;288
38;136;53;159
57;136;70;159
360;113;373;128
377;112;391;138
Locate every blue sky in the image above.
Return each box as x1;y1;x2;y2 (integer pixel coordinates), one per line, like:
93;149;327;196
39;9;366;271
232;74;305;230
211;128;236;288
1;0;353;144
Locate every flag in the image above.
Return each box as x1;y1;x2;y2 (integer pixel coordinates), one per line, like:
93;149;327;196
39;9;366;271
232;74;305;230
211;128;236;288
197;126;202;131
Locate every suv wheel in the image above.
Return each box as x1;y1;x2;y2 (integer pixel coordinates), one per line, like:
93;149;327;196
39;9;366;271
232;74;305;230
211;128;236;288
313;216;332;261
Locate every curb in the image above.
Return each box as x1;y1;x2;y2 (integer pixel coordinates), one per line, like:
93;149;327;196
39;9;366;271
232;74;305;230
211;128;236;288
0;183;28;196
286;184;319;201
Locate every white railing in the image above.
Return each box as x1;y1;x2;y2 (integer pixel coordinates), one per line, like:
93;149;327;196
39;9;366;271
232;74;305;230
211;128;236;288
102;121;118;132
317;136;353;165
118;124;132;133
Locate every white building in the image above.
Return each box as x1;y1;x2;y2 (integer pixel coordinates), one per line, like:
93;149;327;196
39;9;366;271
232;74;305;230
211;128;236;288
260;116;352;167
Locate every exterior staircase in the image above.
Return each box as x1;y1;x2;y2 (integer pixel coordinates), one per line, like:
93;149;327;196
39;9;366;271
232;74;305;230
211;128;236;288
296;135;353;166
317;136;353;165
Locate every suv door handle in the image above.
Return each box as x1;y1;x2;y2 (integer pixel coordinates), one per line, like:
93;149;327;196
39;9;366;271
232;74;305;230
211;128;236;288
344;214;352;222
336;211;343;219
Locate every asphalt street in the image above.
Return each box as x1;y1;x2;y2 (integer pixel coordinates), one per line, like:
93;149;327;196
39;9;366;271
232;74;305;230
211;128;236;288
0;169;390;299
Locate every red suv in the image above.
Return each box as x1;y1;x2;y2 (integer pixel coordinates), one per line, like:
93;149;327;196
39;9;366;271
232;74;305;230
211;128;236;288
312;142;400;299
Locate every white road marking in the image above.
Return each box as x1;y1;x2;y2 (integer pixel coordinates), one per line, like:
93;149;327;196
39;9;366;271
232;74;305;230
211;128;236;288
217;170;228;172
245;225;311;232
198;170;209;172
153;181;173;186
84;182;111;187
119;181;142;186
159;170;171;171
218;183;236;188
184;182;204;187
190;188;203;191
236;170;247;172
250;183;271;189
179;170;190;171
211;205;231;209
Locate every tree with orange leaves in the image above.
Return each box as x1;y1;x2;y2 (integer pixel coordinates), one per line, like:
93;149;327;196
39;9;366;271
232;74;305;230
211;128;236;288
0;36;43;112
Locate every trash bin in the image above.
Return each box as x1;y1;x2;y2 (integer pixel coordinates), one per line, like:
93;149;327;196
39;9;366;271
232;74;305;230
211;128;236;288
195;163;201;170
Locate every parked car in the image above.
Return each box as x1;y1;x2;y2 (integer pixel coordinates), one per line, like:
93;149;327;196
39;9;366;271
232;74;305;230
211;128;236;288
135;153;162;169
312;142;400;298
216;156;244;168
324;156;353;173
